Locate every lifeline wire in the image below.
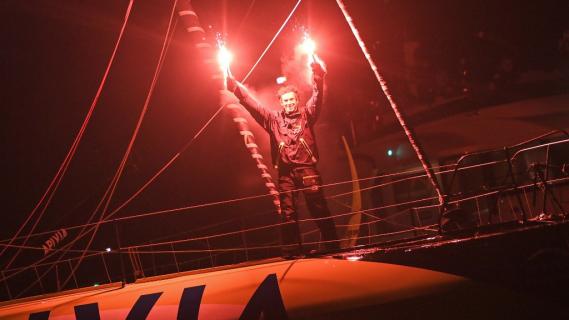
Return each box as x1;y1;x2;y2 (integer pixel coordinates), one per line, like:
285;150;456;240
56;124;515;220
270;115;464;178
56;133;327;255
6;173;565;276
1;195;436;255
0;162;465;245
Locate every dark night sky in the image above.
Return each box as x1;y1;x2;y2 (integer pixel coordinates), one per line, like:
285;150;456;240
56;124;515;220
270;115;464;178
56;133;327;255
2;0;568;258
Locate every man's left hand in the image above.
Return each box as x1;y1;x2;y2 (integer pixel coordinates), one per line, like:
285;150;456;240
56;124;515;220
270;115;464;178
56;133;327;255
311;60;326;78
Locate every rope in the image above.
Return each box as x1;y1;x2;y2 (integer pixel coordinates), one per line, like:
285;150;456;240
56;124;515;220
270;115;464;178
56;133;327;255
240;0;302;83
2;0;178;291
59;0;181;290
111;175;569;253
335;0;445;207
5;173;567;278
0;161;488;245
1;0;175;289
122;195;438;250
73;0;305;226
120;223;439;255
1;0;135;268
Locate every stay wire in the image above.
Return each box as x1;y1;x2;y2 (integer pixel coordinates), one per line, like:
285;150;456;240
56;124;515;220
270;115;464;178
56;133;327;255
53;0;308;242
1;1;177;292
1;0;176;289
240;0;302;83
1;0;135;269
60;0;180;290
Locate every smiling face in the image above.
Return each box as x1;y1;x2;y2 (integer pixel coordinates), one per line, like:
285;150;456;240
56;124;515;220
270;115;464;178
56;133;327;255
279;91;299;115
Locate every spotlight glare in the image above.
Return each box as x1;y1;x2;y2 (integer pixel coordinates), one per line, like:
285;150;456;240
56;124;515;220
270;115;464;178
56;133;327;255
276;76;287;84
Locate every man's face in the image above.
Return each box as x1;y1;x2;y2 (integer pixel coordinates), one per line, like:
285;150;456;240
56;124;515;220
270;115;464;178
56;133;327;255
280;91;299;115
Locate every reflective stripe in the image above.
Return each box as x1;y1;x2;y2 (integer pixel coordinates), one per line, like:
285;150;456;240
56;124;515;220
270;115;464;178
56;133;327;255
239;130;253;136
233;117;247;123
196;42;212;49
251;154;263;159
246;143;258;148
186;26;205;33
178;10;197;17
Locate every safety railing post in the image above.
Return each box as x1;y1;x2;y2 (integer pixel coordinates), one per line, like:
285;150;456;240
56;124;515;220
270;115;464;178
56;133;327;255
542;145;551;215
101;252;112;283
33;267;45;293
206;239;214;267
114;222;127;286
504;148;528;222
68;260;79;288
170;243;180;273
240;218;249;261
1;271;12;300
55;263;61;292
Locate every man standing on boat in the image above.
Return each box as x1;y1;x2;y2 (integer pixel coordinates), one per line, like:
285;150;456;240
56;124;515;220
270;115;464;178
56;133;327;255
225;59;339;257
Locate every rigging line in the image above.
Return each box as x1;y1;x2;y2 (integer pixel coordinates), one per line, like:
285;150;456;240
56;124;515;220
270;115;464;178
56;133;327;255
0;159;497;245
2;251;103;275
2;191;438;282
123;195;437;250
12;253;120;300
240;0;302;83
126;223;439;254
51;18;183;272
1;192;113;282
335;0;445;207
135;207;276;246
234;0;257;39
1;0;135;267
106;102;225;218
0;162;456;245
60;0;180;290
1;0;177;287
8;174;565;281
0;243;103;254
5;221;438;278
105;0;304;219
124;219;294;250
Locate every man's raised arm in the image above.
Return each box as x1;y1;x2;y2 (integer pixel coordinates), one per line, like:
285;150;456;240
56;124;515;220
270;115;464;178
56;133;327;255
227;77;273;130
306;61;326;122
